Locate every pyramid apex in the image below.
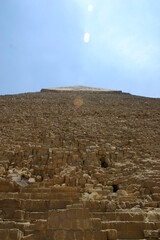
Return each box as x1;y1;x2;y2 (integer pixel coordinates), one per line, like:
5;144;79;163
41;86;122;93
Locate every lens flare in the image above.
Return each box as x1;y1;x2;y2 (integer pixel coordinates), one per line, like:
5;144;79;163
74;96;83;109
84;33;90;43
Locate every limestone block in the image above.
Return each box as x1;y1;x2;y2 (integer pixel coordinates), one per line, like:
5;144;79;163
106;200;117;211
54;230;66;240
48;210;72;229
106;229;117;240
28;177;35;183
65;230;74;240
68;208;89;220
90;218;102;230
82;192;103;201
53;176;64;185
144;230;160;239
152;193;160;201
49;199;72;209
0;165;6;177
35;175;42;182
78;178;86;187
74;230;85;240
93;230;108;240
35;219;47;231
100;230;108;240
117;190;128;196
23;199;49;211
72;154;79;162
0;229;23;240
47;162;53;170
69;177;76;186
146;210;160;222
13;210;25;220
72;219;91;230
85;183;94;193
0;199;21;218
0;180;19;192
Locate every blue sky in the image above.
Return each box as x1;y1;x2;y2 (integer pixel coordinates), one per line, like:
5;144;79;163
0;0;160;97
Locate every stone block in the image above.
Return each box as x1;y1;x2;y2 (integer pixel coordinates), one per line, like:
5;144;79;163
0;199;21;218
13;210;25;220
90;218;102;230
0;181;19;192
100;230;108;240
106;229;117;240
0;229;22;240
28;211;48;220
23;200;49;211
144;229;160;239
67;208;89;220
93;230;106;240
48;210;72;229
72;219;91;230
49;199;72;209
65;230;75;240
54;230;66;240
74;230;84;240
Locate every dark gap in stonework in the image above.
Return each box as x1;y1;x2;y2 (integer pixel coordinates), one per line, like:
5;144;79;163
113;184;118;192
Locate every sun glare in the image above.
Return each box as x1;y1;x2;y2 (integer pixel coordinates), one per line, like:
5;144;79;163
88;4;94;12
84;33;90;43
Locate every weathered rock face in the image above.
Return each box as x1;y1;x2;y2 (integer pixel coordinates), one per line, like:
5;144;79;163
0;89;160;240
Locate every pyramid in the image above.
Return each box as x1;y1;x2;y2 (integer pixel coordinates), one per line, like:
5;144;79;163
0;89;160;240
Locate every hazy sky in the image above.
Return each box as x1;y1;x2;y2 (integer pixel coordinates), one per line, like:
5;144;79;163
0;0;160;97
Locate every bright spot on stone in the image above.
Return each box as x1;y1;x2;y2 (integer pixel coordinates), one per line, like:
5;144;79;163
74;96;83;109
88;4;94;12
84;33;90;43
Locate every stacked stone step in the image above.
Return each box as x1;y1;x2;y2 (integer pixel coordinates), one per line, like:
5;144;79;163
140;160;160;207
45;204;107;240
146;169;160;203
91;211;160;239
0;183;81;239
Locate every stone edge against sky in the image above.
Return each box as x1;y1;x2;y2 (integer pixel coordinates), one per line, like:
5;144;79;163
41;86;122;93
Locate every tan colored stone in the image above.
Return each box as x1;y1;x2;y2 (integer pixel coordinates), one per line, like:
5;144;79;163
0;89;160;239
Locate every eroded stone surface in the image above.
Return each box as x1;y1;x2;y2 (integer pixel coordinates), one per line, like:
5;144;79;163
0;89;160;239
